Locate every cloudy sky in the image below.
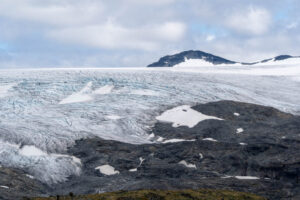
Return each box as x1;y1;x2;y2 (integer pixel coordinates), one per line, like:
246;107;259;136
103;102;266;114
0;0;299;68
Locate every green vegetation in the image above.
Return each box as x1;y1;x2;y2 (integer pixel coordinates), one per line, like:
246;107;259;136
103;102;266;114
29;189;266;200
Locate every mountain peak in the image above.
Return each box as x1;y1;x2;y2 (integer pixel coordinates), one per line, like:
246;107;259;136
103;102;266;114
148;50;300;67
148;50;236;67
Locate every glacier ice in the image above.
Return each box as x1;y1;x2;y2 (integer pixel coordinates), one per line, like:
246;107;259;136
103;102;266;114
0;67;299;184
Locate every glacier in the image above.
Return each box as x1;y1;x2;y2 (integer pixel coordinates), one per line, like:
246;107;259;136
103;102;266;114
0;65;299;184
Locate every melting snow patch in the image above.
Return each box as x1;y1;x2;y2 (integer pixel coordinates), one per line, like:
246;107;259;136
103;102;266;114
157;136;165;142
106;115;122;120
95;165;119;175
0;83;16;98
221;175;233;179
129;157;145;172
179;160;197;169
71;156;82;165
173;57;243;67
202;138;218;142
26;174;35;179
221;175;259;180
199;153;203;159
156;105;223;128
236;128;244;134
94;85;114;95
59;83;114;104
162;139;196;143
131;89;160;96
19;145;47;157
239;143;247;146
147;133;155;139
234;112;240;116
174;57;217;67
139;157;145;164
0;186;9;189
59;82;93;104
235;176;260;180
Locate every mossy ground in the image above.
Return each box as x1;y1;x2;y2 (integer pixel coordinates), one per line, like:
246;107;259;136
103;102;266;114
29;189;266;200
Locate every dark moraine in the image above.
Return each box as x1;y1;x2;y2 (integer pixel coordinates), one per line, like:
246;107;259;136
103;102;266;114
1;101;300;200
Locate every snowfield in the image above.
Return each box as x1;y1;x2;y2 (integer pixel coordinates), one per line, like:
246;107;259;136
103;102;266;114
0;65;299;184
156;105;223;128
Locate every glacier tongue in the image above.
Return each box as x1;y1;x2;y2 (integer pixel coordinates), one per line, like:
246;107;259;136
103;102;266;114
0;68;299;184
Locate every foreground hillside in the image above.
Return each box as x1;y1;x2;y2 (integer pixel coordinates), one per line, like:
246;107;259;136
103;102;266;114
30;189;266;200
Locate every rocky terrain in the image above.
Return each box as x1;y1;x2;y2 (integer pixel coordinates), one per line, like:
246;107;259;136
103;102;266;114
30;189;266;200
1;100;300;200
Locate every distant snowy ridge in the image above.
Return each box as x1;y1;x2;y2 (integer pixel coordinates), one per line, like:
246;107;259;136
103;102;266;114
147;50;300;67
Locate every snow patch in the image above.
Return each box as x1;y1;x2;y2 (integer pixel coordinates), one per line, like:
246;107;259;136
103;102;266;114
179;160;197;169
222;175;260;180
19;145;47;157
239;143;247;146
26;174;35;179
157;136;165;142
71;156;82;165
94;85;114;95
202;138;218;142
173;57;242;68
199;153;203;159
234;112;240;116
139;157;145;166
106;115;122;120
236;128;244;134
0;83;15;98
156;105;223;128
95;165;119;175
0;186;9;189
59;82;93;104
147;133;155;139
162;138;196;143
60;83;114;104
131;89;160;96
129;157;145;172
235;176;260;180
257;57;300;66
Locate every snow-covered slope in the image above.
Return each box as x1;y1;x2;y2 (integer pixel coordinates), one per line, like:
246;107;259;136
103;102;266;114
173;57;242;67
254;56;300;66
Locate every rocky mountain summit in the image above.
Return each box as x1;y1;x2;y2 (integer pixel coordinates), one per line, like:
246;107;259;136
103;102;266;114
1;101;300;200
148;50;237;67
147;50;300;67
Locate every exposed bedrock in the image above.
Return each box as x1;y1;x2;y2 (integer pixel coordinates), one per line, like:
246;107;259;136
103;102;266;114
53;101;300;200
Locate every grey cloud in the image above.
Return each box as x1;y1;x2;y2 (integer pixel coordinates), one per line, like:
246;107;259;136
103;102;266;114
0;0;299;67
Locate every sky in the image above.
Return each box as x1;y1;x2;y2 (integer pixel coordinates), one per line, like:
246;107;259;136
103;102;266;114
0;0;299;68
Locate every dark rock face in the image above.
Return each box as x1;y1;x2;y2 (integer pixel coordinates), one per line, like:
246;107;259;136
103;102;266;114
274;55;294;61
147;50;298;67
147;50;237;67
51;101;300;200
0;167;48;200
1;101;300;200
